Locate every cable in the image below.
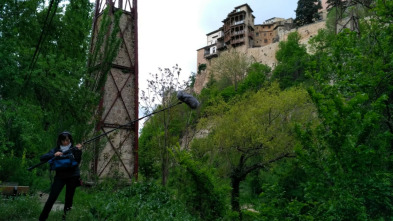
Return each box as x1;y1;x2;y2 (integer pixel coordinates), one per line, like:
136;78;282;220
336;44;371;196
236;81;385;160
21;0;60;93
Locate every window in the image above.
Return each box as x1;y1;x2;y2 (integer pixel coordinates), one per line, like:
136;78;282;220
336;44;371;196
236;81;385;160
264;39;267;43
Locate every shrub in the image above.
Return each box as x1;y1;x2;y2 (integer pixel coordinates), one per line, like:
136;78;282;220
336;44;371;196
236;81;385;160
0;195;41;221
67;182;197;221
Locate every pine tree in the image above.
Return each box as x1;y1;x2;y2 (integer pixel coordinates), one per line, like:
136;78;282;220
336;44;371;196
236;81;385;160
295;0;322;26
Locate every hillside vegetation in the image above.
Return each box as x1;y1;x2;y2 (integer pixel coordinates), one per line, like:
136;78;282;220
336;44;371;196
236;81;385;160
1;0;393;220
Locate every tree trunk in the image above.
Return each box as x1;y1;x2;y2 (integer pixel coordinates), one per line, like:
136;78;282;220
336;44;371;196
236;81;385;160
231;175;241;215
161;148;169;186
161;110;169;186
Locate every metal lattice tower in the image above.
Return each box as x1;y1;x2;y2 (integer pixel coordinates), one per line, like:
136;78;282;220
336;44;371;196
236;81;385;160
89;0;138;182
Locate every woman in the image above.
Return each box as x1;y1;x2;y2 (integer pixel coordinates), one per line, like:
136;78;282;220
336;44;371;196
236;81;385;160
39;131;83;221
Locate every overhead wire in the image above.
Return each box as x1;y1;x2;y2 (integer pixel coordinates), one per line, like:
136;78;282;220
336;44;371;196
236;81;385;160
21;0;60;93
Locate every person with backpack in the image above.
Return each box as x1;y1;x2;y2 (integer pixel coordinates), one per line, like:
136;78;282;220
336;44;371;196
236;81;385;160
39;131;83;221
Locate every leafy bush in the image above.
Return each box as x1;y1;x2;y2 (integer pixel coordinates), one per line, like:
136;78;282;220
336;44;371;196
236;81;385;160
169;147;229;220
0;195;41;221
0;153;35;186
238;63;270;93
67;182;198;221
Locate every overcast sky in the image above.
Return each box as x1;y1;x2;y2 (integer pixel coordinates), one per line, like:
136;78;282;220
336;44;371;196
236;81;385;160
137;0;298;94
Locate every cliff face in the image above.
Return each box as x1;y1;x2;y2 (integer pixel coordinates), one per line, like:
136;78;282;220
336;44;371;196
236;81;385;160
193;21;326;94
194;69;209;94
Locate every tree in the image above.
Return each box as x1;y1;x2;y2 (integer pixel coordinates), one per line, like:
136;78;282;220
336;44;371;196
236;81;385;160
238;63;271;93
140;64;189;186
289;2;393;218
192;83;317;217
169;146;228;220
209;50;253;91
272;32;309;89
0;0;95;184
295;0;322;26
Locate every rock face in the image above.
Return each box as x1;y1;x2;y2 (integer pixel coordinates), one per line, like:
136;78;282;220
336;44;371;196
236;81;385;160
194;21;326;94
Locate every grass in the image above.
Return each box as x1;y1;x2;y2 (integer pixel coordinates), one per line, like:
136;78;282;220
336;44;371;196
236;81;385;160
1;181;199;221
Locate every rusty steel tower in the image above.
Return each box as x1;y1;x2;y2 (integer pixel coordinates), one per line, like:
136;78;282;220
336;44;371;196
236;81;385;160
89;0;138;182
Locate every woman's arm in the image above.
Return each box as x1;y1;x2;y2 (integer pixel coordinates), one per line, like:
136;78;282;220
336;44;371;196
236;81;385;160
39;148;56;162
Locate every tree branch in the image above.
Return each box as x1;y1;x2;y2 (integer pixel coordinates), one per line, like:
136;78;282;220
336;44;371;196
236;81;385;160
242;152;296;177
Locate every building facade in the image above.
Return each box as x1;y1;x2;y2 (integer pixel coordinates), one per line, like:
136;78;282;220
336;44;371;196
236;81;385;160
222;4;255;49
197;4;255;63
254;17;295;47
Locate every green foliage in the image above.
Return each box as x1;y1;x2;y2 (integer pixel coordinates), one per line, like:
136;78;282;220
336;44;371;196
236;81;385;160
209;50;253;91
139;90;198;182
140;64;190;185
3;0;390;220
295;0;322;26
0;182;198;221
0;195;41;221
257;2;393;219
193;83;318;216
0;154;34;186
88;7;122;92
189;72;197;88
170;146;229;220
70;182;198;221
198;62;270;115
197;63;207;74
208;83;316;166
138;116;164;180
238;63;270;93
0;0;98;185
272;32;310;89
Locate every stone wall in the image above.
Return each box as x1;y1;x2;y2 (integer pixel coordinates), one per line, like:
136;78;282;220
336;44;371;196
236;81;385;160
247;42;280;69
278;20;326;52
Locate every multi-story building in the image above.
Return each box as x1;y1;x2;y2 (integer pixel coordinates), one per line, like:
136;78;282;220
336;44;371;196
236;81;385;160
254;17;295;47
197;4;255;63
197;4;296;64
222;4;255;49
204;29;223;59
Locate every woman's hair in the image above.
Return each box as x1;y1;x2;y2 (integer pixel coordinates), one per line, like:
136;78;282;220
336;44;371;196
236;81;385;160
57;131;74;147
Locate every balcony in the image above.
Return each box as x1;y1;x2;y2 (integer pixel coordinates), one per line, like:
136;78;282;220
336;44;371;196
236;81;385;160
217;42;227;50
232;30;245;36
232;20;244;26
204;51;218;59
231;38;244;45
